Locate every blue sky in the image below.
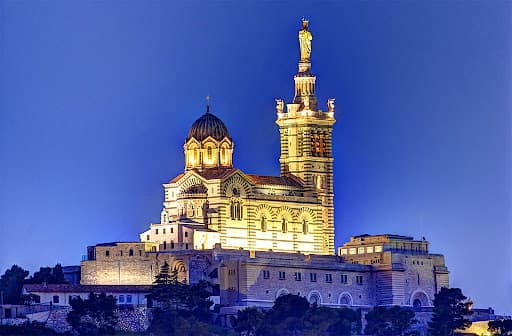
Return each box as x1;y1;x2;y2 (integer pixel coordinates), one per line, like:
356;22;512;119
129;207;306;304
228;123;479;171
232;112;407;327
0;1;510;314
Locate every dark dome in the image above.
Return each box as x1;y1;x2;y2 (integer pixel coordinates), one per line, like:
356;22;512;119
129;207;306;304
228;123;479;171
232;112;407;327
187;112;230;141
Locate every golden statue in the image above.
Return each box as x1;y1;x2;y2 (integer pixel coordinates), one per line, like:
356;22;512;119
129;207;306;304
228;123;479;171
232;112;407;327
298;18;312;62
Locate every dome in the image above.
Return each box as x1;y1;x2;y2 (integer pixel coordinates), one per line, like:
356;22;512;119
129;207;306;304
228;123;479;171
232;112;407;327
187;111;230;141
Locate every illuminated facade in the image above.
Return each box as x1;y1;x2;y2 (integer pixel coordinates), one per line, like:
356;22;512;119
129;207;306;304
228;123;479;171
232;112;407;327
77;20;449;315
139;19;335;255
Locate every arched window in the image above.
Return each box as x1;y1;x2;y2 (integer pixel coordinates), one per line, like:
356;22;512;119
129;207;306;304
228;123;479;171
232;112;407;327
281;218;287;233
105;250;110;257
260;216;267;232
231;201;242;220
129;249;134;256
308;292;321;305
207;147;213;161
171;241;175;249
413;299;422;311
163;241;167;249
302;219;308;234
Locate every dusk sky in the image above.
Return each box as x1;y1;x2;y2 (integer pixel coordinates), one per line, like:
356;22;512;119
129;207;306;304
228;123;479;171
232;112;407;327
0;1;510;313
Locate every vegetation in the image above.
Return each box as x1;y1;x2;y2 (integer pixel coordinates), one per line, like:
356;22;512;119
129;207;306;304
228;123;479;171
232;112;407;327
0;321;63;335
148;262;221;336
67;292;118;335
25;264;68;284
364;306;417;336
488;319;512;336
428;287;472;336
0;263;68;305
232;294;361;336
0;265;29;304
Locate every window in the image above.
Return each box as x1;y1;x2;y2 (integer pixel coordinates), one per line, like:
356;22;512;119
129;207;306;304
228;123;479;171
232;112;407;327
185;232;188;238
105;250;110;257
126;295;132;304
262;270;270;279
375;245;383;253
341;274;348;284
163;228;166;234
294;272;302;281
53;295;59;304
118;295;125;303
163;241;167;249
366;246;374;253
129;249;133;256
207;147;213;161
310;273;317;282
325;274;332;283
260;216;267;232
120;250;123;256
231;201;242;220
356;275;363;285
185;243;189;249
281;218;287;233
171;241;175;249
358;247;365;254
171;227;174;233
155;229;159;235
279;271;286;280
349;248;357;255
302;219;308;234
340;248;348;255
146;235;150;241
139;250;142;256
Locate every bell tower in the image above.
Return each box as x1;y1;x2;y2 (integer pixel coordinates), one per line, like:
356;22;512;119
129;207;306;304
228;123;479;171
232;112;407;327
275;19;336;254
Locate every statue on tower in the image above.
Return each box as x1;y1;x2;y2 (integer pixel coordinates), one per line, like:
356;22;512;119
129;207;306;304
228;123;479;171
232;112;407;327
298;18;313;62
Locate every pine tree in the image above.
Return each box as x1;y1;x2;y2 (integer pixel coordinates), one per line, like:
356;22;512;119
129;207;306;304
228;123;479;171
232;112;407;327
150;262;187;311
428;287;472;336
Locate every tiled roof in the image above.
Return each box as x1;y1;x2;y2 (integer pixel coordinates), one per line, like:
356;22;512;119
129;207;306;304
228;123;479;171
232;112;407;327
169;173;186;183
246;174;304;188
195;168;237;180
23;284;152;293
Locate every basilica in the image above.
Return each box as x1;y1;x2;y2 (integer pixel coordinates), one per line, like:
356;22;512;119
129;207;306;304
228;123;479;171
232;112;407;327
27;20;449;313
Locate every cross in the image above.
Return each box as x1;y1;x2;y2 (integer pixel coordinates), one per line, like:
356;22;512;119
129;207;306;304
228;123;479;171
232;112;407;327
206;95;211;113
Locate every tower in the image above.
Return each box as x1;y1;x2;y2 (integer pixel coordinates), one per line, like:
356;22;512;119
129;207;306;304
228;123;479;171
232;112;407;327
275;19;336;254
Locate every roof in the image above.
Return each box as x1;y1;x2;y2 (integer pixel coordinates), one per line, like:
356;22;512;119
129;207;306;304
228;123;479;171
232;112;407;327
246;174;304;188
23;284;152;294
196;168;237;180
94;242;143;247
168;169;304;188
352;234;415;241
170;173;185;183
187;112;230;141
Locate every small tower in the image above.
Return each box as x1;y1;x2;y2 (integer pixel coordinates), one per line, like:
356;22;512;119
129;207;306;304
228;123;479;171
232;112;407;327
184;98;234;171
275;19;336;254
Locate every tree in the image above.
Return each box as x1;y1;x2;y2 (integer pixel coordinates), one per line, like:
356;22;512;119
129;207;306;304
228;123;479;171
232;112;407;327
185;280;214;322
230;307;265;336
488;319;512;336
0;321;61;336
26;264;68;284
149;261;188;311
0;265;29;304
428;287;472;336
326;307;362;336
365;306;417;336
258;294;310;336
67;292;118;335
148;262;215;335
